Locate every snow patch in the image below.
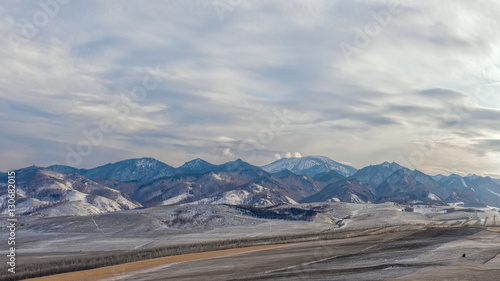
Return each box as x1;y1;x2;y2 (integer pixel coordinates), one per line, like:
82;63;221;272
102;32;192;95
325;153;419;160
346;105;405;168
427;193;441;201
16;187;27;198
487;188;500;198
162;193;189;206
285;196;298;204
258;198;273;205
219;190;250;205
211;172;223;181
460;178;468;187
40;169;65;180
37;183;71;191
350;194;365;204
91;196;124;212
252;184;266;193
65;190;88;202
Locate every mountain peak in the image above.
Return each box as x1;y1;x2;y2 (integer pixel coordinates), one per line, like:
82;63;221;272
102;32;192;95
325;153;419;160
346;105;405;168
261;155;357;177
132;157;164;167
217;159;261;172
350;161;408;188
380;161;403;169
180;158;212;166
81;157;175;182
177;158;216;174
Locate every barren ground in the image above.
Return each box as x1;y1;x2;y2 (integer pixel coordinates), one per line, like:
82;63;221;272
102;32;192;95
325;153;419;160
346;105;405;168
23;227;500;281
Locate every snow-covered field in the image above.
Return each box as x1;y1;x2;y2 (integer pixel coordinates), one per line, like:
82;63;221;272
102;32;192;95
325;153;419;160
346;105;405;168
2;202;498;256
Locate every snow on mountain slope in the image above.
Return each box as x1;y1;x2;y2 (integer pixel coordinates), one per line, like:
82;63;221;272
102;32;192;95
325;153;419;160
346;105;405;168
47;157;176;182
440;174;470;191
261;155;357;177
466;176;500;207
10;157;498;210
38;201;103;217
487;188;500;198
185;179;297;206
162;193;190;206
376;169;444;203
81;157;176;182
176;158;217;174
301;179;376;204
350;161;406;188
0;167;141;216
431;174;446;181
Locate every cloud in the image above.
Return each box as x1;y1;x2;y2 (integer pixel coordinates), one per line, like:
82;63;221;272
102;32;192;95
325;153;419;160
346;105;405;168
217;136;236;142
2;1;500;176
222;148;234;157
417;88;468;100
281;152;301;159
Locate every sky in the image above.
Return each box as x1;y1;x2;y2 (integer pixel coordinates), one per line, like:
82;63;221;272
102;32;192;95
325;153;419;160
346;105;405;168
1;0;500;177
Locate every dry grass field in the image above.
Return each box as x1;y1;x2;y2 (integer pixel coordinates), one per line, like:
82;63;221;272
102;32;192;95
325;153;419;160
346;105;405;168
18;227;500;281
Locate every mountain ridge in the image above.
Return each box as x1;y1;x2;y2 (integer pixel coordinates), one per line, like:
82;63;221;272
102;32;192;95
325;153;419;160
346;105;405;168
261;155;357;178
1;156;498;217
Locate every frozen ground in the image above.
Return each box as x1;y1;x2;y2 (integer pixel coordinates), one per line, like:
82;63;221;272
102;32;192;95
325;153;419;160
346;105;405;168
7;204;332;254
1;202;499;281
1;203;498;255
96;227;500;281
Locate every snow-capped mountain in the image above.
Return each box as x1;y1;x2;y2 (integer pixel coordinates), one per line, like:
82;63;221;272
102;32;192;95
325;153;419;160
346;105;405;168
303;161;494;206
47;165;82;175
43;158;319;207
0;167;141;217
176;158;216;174
271;169;320;198
438;173;470;191
302;179;376;204
191;183;298;206
107;159;319;207
6;156;499;213
350;161;406;188
312;169;346;188
49;157;176;182
434;174;499;207
464;176;500;207
431;174;447;181
304;167;449;205
376;169;442;203
81;157;176;181
261;155;357;178
215;158;264;173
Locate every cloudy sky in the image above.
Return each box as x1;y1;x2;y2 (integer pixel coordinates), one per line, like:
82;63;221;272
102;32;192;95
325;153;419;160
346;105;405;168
1;0;500;177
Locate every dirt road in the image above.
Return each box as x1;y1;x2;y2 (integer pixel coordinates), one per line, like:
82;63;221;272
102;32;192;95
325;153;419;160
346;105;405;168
24;244;295;281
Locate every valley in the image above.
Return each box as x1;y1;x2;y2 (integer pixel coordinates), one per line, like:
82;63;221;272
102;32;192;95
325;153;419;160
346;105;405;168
1;156;499;280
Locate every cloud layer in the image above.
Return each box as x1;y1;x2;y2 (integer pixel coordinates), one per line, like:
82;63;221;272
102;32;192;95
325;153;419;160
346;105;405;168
1;0;500;177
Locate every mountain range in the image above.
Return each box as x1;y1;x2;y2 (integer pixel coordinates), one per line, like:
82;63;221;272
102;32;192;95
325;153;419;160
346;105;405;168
1;156;499;217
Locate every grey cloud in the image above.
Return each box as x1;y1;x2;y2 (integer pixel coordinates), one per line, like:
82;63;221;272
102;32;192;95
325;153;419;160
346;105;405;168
2;1;500;176
417;88;468;100
480;139;500;152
